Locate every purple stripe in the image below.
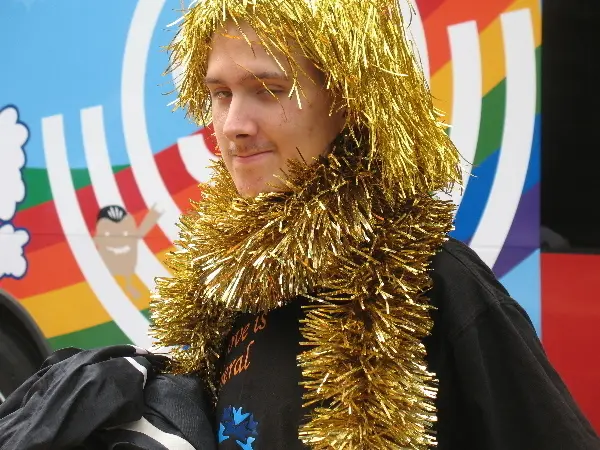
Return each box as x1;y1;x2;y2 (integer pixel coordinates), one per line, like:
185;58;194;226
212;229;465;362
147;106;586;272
492;183;540;278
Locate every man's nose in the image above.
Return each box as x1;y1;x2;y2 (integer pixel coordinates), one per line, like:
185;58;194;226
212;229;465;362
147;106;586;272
222;96;258;141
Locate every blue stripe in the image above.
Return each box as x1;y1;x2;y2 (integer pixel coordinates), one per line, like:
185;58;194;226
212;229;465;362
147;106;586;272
523;116;541;193
451;150;499;242
451;114;541;243
499;250;541;336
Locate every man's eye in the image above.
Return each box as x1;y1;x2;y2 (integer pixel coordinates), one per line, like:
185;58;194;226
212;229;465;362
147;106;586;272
260;88;284;96
213;91;231;99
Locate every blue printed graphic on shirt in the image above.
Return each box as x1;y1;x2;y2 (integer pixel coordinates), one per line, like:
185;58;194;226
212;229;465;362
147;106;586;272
218;405;259;449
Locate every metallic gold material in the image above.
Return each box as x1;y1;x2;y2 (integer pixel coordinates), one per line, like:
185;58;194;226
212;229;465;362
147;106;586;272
165;0;461;196
151;142;455;449
154;1;461;448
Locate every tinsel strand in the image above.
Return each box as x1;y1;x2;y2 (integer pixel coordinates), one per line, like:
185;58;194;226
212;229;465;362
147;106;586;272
164;0;461;197
151;149;455;447
153;0;461;446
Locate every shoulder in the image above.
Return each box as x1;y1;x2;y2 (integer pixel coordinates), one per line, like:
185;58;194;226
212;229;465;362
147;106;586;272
429;237;509;299
427;237;526;338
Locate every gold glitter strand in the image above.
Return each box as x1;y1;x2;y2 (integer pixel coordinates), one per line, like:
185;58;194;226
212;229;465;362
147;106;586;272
153;0;461;447
150;143;455;447
297;195;453;449
164;0;461;197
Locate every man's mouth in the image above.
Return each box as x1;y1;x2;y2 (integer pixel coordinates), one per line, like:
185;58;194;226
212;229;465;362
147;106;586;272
233;150;273;162
106;245;132;255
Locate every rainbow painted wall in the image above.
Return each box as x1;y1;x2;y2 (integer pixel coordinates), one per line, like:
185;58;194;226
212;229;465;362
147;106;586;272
0;0;541;351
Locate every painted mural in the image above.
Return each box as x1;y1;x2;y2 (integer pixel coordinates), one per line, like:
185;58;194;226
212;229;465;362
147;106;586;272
0;0;541;353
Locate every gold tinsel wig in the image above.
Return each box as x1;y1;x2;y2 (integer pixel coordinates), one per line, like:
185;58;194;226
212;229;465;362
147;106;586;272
165;0;461;195
152;1;463;448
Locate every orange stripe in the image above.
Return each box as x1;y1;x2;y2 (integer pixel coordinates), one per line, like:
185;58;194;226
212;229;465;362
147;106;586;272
0;241;83;298
424;0;515;75
20;269;159;338
173;183;202;211
430;0;541;123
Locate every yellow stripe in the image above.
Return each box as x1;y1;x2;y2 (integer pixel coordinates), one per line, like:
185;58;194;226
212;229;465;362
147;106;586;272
431;0;542;124
20;1;543;341
22;282;112;338
21;249;171;338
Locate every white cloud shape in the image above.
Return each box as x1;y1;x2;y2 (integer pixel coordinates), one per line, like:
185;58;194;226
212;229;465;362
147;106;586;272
0;223;30;279
0;106;28;222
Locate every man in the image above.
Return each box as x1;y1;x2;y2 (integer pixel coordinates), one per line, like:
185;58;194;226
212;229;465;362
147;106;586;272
0;1;596;449
150;1;600;449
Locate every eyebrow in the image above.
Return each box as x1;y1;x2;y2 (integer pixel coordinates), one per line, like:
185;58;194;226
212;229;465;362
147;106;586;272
204;71;289;85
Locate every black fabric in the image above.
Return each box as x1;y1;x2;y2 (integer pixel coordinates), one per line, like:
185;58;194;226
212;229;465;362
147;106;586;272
215;238;600;449
426;239;600;449
0;345;154;448
142;374;216;449
1;239;598;449
215;304;306;450
0;345;217;450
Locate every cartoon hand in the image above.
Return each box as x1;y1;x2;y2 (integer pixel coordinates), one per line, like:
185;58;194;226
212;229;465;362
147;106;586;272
137;204;163;238
149;203;165;217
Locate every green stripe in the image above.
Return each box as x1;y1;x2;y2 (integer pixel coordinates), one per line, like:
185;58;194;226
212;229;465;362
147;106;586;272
18;168;52;211
474;81;506;166
47;308;151;350
473;46;541;166
48;320;132;350
17;164;130;212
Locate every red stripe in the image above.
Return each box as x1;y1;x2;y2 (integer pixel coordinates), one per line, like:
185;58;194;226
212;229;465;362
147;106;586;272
424;0;514;75
114;166;148;215
12;128;217;255
156;142;198;197
77;181;101;234
200;124;219;152
11;202;64;253
416;0;446;20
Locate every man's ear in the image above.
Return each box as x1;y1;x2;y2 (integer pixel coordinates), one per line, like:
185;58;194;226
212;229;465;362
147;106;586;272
337;106;348;131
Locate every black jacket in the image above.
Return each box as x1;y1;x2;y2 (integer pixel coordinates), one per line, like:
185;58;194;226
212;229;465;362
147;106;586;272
0;345;216;449
1;239;598;449
215;239;600;449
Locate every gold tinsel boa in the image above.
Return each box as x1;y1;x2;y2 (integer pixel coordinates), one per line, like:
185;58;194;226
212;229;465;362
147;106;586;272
155;0;463;447
151;141;456;448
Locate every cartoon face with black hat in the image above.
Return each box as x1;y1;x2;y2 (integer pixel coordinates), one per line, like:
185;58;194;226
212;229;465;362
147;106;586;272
94;204;162;299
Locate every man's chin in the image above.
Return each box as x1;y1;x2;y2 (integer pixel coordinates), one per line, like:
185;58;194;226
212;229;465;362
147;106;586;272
235;178;288;198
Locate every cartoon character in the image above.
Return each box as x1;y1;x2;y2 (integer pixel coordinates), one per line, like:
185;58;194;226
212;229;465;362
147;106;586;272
93;205;162;299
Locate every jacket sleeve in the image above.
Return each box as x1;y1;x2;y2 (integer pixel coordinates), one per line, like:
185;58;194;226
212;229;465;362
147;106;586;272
0;345;155;449
0;345;217;450
452;298;600;450
428;240;600;450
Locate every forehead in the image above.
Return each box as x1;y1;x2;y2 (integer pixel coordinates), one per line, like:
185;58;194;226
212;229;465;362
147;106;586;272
97;216;135;230
205;21;319;83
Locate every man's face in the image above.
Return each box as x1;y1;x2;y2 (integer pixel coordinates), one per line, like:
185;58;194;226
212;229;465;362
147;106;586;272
205;22;346;197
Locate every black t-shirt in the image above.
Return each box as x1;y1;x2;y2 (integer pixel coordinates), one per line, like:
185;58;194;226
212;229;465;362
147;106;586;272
215;238;600;450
